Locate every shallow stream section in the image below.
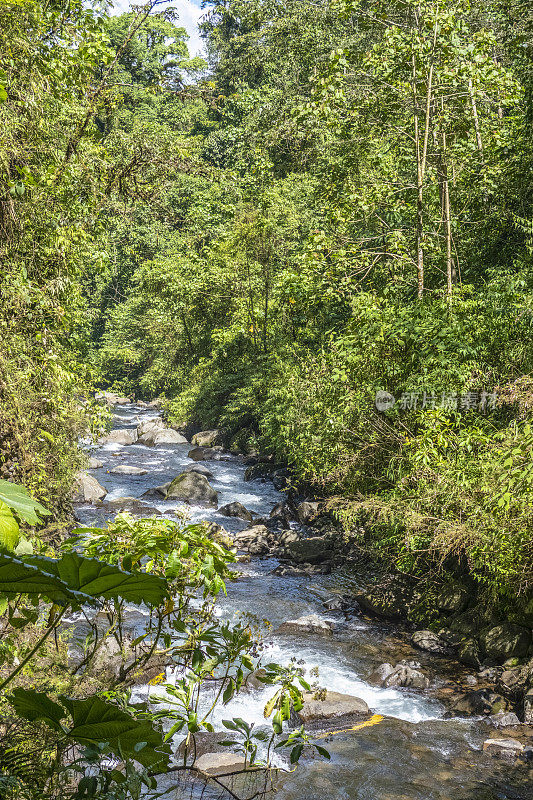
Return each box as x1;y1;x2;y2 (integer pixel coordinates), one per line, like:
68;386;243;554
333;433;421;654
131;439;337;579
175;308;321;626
75;405;532;800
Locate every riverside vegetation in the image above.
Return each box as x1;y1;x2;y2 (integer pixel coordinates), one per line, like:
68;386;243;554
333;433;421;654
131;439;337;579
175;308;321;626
0;0;532;798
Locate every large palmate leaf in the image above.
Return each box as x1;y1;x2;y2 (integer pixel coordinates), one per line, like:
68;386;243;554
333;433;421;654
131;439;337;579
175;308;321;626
0;480;50;526
26;552;169;606
0;552;169;608
10;691;171;770
0;553;89;606
9;689;66;732
62;695;171;770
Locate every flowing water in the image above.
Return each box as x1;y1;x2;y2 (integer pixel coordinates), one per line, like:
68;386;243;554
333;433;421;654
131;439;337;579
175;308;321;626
76;405;532;800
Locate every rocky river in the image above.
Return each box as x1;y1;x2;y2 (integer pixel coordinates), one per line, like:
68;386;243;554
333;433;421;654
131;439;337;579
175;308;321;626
73;401;533;800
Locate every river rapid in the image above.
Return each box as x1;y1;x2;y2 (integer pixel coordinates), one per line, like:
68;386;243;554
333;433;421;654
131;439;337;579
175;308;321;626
75;404;532;800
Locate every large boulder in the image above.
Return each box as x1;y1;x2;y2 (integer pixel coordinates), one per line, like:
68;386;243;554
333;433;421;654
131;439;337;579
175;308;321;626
297;501;320;525
188;446;222;462
450;689;508;717
269;502;292;527
284;535;333;565
277;614;333;636
457;637;481;668
88;457;103;469
184;464;214;478
219;502;253;522
194;753;247;776
382;662;430;690
191;430;222;448
233;525;271;555
176;731;233;761
139;426;188;446
297;691;369;727
109;465;148;475
153;429;189;445
100;429;138;446
72;473;107;503
355;578;415;620
482;738;524;760
137;418;165;438
479;624;531;662
411;630;453;656
166;472;218;508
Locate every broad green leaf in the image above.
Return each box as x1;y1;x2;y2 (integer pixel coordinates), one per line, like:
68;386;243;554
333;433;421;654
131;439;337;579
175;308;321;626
0;553;89;606
0;481;50;526
60;695;171;770
9;689;66;732
0;501;20;551
26;552;169;606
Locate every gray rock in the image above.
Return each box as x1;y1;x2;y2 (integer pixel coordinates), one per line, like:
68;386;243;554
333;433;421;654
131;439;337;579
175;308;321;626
219;502;253;522
246;668;268;690
488;711;521;728
88;457;103;469
411;630;453;656
277;614;333;636
285;535;333;565
194;752;247;775
498;666;529;697
176;731;232;761
96;391;131;407
457;638;481;668
153;429;189;445
72;473;107;503
451;689;508;717
100;428;138;446
137;418;165;438
367;663;395;686
480;624;531;662
482;738;524;760
436;584;471;614
184;464;214;478
297;691;369;726
278;530;301;547
269;501;292;526
166;472;218;508
191;430;222;448
188;446;223;462
524;687;533;724
383;662;430;690
297;501;320;525
355;579;414;620
109;465;148;475
143;482;171;499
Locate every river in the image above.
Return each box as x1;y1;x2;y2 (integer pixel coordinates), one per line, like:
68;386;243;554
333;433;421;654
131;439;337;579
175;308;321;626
75;404;532;800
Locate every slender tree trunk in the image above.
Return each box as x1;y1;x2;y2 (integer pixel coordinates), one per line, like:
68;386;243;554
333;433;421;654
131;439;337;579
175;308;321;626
413;54;424;299
468;78;484;160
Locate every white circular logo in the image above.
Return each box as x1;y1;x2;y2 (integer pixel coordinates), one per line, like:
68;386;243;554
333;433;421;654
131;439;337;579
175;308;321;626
375;391;395;411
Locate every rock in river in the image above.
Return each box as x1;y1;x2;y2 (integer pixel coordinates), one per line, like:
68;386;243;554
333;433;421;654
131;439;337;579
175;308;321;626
184;464;214;478
194;753;246;776
88;457;103;469
482;738;524;760
109;465;148;475
284;535;333;564
188;446;222;462
219;502;253;522
191;430;222;447
166;472;218;508
296;501;320;525
277;614;333;636
297;691;370;726
72;473;107;503
100;428;138;446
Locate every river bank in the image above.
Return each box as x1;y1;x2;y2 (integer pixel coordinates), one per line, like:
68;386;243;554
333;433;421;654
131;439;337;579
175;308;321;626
71;397;533;798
